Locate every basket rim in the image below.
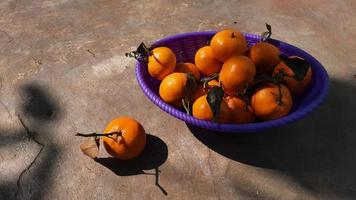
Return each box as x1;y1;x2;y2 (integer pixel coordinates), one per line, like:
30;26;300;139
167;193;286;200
135;31;329;133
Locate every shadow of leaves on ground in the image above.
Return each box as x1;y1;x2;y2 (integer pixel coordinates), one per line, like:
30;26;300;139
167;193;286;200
0;82;63;200
20;82;63;122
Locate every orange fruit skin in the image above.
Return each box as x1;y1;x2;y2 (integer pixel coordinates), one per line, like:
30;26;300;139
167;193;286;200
249;42;280;75
148;47;176;80
103;117;146;160
192;95;230;123
159;72;187;107
192;79;219;102
226;96;255;124
220;56;256;96
211;29;247;62
273;57;313;95
251;84;293;121
175;62;201;81
194;46;222;76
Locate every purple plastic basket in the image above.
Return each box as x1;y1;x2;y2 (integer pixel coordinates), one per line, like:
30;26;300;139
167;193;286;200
135;31;329;133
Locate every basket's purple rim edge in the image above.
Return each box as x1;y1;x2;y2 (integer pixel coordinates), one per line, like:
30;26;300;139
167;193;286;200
135;31;329;133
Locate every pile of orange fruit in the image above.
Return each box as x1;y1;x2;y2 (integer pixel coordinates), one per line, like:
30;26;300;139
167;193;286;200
128;25;312;124
77;25;314;161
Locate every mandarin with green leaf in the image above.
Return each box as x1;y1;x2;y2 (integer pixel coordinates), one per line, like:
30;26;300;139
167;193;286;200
192;79;220;102
192;94;230;123
273;56;312;94
249;42;280;75
248;24;280;75
159;72;196;108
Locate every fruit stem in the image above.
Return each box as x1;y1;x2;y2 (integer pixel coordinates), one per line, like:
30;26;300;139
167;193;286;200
231;32;236;38
276;85;283;105
76;131;121;138
182;98;190;115
200;73;219;84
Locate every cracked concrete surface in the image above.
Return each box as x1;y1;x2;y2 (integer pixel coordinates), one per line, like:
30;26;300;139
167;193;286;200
1;0;356;199
0;101;42;199
15;114;44;198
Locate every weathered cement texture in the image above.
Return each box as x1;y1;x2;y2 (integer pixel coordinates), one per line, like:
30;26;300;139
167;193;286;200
1;0;356;199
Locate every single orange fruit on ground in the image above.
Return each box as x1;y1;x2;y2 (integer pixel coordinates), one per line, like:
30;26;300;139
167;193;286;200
175;62;201;81
273;56;312;95
251;83;293;121
192;79;219;102
248;42;280;75
226;96;255;124
102;117;146;160
159;72;187;107
148;47;176;80
210;29;247;62
194;46;222;76
220;55;256;96
192;95;230;123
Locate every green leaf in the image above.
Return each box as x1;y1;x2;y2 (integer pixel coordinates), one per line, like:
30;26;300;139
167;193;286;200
261;23;272;42
266;23;272;34
206;86;224;121
185;73;197;100
183;73;197;114
125;42;150;61
279;55;310;81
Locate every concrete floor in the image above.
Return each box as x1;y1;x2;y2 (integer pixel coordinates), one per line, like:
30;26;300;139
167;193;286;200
1;0;356;199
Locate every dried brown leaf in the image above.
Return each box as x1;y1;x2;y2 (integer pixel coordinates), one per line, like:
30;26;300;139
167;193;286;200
80;138;100;159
